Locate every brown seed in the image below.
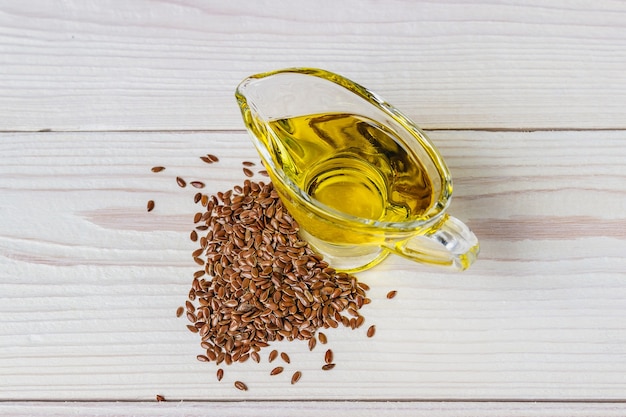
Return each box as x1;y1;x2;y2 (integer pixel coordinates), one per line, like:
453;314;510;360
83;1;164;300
258;170;269;177
268;349;278;362
190;230;198;242
243;167;254;177
196;354;209;362
207;154;219;162
182;180;369;373
318;332;327;344
194;192;202;203
367;325;376;338
147;200;155;212
155;394;166;402
386;290;397;299
176;306;184;318
200;156;213;164
324;349;333;364
190;181;205;189
290;371;302;385
322;363;335;371
216;368;224;381
176;176;186;188
234;381;248;391
242;161;255;167
270;366;284;376
151;166;166;173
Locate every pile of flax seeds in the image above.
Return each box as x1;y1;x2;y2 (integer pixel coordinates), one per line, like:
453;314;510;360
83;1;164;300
150;154;385;393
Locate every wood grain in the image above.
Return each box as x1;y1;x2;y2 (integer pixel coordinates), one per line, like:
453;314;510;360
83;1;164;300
1;0;626;131
1;130;624;401
3;401;626;417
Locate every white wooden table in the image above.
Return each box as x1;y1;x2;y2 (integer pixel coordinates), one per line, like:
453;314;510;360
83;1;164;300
1;1;625;415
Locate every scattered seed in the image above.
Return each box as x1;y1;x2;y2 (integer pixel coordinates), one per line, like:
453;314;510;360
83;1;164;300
216;368;224;381
234;381;248;391
176;176;187;188
258;170;269;177
207;154;219;162
181;180;372;384
324;349;333;364
242;161;255;167
386;290;397;299
243;167;254;177
322;363;335;371
147;200;155;212
270;366;284;376
291;371;302;385
367;325;376;338
190;181;205;189
200;156;213;164
155;394;166;402
151;166;166;173
176;306;184;318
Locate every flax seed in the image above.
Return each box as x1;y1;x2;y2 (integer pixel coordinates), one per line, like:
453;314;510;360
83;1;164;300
200;156;213;164
190;181;205;189
234;381;248;391
386;290;397;299
258;170;269;177
176;176;186;188
243;167;254;177
270;366;284;376
176;306;184;317
182;180;372;383
155;394;166;402
367;325;376;338
147;200;155;212
322;363;335;371
216;368;224;381
291;371;302;385
207;154;219;162
151;166;166;173
242;161;255;167
324;349;333;364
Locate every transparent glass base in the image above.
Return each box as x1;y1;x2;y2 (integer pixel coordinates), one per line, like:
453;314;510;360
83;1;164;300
298;230;390;273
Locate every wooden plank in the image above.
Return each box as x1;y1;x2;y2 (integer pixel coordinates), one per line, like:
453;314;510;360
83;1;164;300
1;1;626;131
2;401;626;417
0;130;625;401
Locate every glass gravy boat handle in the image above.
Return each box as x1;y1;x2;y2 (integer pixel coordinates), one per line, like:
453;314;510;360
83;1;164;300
384;214;480;271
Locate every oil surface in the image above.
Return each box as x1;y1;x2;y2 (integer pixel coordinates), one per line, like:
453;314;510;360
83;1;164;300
267;113;433;223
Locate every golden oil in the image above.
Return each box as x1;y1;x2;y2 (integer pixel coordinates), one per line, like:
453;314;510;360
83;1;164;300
266;112;433;226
